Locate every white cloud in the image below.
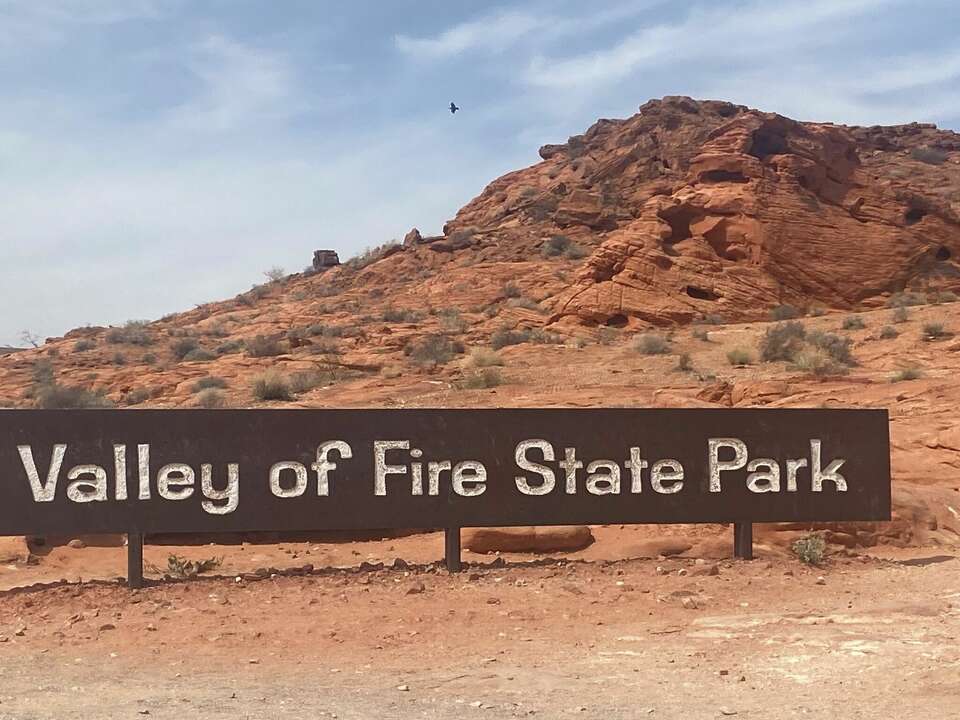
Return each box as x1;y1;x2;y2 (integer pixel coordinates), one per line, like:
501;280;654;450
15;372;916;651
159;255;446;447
395;10;540;58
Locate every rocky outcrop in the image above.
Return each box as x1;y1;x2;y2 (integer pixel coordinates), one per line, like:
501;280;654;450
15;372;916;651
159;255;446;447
312;250;340;271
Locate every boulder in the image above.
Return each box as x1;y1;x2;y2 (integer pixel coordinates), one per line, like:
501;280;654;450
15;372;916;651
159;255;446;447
0;536;31;564
312;249;340;271
463;526;594;553
403;228;422;246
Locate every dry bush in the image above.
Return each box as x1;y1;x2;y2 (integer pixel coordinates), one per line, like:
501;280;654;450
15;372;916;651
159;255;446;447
470;348;503;367
634;333;671;355
726;348;753;366
196;389;227;408
245;335;283;357
252;372;292;401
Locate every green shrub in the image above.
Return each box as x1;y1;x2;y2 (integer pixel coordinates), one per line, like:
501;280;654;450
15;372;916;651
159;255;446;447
246;335;283;357
887;291;927;308
457;368;504;389
892;307;909;324
171;337;199;360
879;326;898;339
470;348;504;367
891;367;923;382
770;304;801;321
252;372;292;401
193;376;228;392
34;383;112;409
841;316;866;330
634;333;671;355
183;348;216;362
726;348;753;366
922;322;948;339
196;389;227;408
759;321;806;361
791;534;826;565
74;339;96;352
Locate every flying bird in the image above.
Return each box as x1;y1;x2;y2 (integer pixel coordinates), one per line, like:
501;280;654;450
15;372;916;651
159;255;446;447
449;102;459;114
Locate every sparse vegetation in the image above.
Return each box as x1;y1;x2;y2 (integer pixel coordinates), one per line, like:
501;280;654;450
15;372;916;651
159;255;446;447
770;304;801;321
922;322;948;339
891;367;923;382
807;331;855;366
470;348;504;367
162;554;222;579
702;314;726;325
382;307;423;323
491;326;531;350
887;291;927;308
410;335;464;366
791;534;826;565
676;353;693;371
289;370;326;394
910;146;948;165
506;296;544;313
807;305;827;317
597;327;619;345
122;388;151;406
457;368;504;389
171;337;200;360
73;339;96;352
112;352;126;366
790;348;847;377
345;241;400;271
503;281;522;298
726;348;753;366
692;328;710;342
183;348;216;362
142;353;157;365
892;306;909;324
634;333;671;355
196;389;227;408
541;235;589;260
930;290;959;304
245;335;283;357
193;376;228;392
252;372;292;401
759;321;806;362
842;316;866;330
34;383;112;409
215;339;244;355
879;326;898;339
106;320;154;346
439;308;468;334
263;266;286;282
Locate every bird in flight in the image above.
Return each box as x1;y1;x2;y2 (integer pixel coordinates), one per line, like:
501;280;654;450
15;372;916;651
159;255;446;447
449;102;459;114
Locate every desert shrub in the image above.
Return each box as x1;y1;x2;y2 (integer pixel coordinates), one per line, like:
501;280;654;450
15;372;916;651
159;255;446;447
252;372;292;401
183;348;216;362
676;353;693;371
922;322;948;339
106;320;154;346
597;327;619;345
289;370;326;394
887;291;927;308
171;337;199;360
564;243;589;260
491;327;531;350
910;146;948;165
246;335;283;357
791;534;826;565
770;304;801;321
807;305;827;317
892;306;909;324
726;348;753;366
215;339;244;355
32;359;55;386
503;281;522;298
142;353;157;365
759;321;806;361
841;316;866;330
790;348;847;376
879;326;898;339
34;383;112;409
263;266;286;282
202;323;229;338
439;309;468;334
541;235;572;258
346;241;399;271
309;339;341;356
702;314;726;325
306;324;327;336
163;554;222;579
410;335;463;366
196;389;227;408
930;290;958;305
807;331;855;366
529;328;563;345
193;376;228;392
382;307;423;323
113;352;126;366
457;368;504;389
122;388;151;406
634;333;671;355
891;367;923;382
692;328;710;342
74;339;96;352
470;348;503;367
506;297;544;313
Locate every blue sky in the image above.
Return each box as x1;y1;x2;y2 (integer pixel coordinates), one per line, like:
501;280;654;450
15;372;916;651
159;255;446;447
2;0;959;345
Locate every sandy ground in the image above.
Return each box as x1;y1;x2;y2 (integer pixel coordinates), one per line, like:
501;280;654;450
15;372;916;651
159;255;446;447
0;538;958;720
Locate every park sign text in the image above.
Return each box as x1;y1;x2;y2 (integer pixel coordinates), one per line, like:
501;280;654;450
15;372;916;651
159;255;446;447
0;409;890;536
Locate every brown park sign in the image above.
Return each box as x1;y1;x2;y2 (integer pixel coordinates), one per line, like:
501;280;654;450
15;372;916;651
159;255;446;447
0;408;890;538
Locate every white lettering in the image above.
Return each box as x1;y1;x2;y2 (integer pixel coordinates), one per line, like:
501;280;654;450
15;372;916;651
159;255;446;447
514;439;555;495
17;444;65;502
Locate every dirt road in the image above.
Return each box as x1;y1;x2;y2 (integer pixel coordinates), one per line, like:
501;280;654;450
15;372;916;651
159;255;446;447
1;547;958;719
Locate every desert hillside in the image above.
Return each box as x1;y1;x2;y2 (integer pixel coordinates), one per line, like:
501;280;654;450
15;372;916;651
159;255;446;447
1;96;959;547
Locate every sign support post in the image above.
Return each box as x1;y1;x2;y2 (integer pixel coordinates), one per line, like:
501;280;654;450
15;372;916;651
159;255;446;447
127;532;144;588
733;522;753;560
444;526;462;572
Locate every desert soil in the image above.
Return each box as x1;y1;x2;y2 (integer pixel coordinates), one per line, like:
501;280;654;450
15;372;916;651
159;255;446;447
1;536;958;720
